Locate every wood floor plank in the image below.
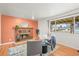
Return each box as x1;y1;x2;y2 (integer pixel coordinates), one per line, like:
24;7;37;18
49;44;79;56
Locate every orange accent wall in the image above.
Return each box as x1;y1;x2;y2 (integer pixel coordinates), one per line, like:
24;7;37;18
1;15;38;43
0;15;1;43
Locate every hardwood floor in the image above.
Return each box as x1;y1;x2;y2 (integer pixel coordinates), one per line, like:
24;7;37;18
48;44;79;56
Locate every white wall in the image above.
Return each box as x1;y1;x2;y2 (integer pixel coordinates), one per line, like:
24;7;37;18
53;32;79;50
38;20;49;39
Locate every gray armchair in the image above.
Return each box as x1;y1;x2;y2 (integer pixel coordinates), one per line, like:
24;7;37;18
27;40;42;56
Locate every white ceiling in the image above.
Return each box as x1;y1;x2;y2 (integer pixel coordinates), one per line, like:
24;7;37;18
0;3;79;20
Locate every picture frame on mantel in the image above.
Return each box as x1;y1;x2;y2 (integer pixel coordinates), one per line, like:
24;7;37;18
19;22;29;27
